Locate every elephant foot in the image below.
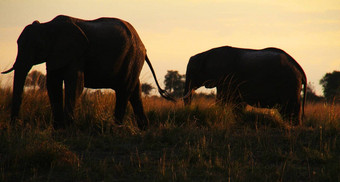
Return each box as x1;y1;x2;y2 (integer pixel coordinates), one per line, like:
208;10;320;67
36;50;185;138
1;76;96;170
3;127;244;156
53;119;73;130
136;116;149;130
115;119;124;126
137;122;147;131
53;122;66;130
282;116;301;126
292;119;302;126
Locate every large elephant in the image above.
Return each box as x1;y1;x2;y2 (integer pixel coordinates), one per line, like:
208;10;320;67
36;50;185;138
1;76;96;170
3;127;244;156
183;46;307;125
2;15;174;130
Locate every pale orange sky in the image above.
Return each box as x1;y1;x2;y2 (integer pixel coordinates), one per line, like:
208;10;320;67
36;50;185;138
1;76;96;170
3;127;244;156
0;0;339;95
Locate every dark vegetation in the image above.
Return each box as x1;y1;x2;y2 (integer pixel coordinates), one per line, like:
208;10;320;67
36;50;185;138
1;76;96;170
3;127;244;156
164;70;185;98
0;70;339;181
320;71;340;103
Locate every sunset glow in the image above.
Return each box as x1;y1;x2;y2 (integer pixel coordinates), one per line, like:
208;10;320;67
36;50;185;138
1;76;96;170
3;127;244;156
1;0;339;95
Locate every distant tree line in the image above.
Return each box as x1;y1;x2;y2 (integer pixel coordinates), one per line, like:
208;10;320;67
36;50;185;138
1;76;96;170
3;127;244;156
23;69;340;103
141;83;154;96
319;71;340;103
306;83;324;102
163;70;185;98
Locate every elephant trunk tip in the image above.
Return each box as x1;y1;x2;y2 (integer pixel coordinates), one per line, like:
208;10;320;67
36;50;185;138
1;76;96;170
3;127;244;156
2;67;15;74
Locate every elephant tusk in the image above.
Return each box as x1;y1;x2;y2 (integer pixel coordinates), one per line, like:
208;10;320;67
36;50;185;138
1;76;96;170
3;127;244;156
2;67;15;74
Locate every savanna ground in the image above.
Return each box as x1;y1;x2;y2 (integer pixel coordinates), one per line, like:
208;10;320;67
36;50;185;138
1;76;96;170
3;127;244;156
0;87;339;182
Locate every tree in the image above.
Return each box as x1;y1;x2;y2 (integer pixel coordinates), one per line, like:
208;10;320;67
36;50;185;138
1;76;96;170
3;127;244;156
320;71;340;102
141;83;154;96
25;70;46;90
164;70;185;97
306;82;324;102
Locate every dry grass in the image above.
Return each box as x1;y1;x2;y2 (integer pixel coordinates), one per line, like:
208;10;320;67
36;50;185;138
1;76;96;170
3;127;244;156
305;102;340;128
0;87;339;181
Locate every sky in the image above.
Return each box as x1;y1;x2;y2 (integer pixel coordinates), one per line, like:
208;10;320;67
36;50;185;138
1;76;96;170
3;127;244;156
0;0;339;95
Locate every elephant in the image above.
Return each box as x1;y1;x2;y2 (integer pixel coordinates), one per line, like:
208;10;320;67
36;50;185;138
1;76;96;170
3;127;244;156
183;46;307;125
2;15;174;130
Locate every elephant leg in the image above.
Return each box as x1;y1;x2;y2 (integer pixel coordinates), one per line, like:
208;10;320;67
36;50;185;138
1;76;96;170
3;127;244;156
64;69;84;126
129;82;149;130
183;90;193;106
216;86;224;106
183;80;194;106
279;99;301;125
47;70;64;129
114;90;129;125
216;85;231;106
290;101;302;125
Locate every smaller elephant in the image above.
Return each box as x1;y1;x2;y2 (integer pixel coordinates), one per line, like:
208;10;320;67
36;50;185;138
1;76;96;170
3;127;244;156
183;46;307;125
2;15;174;130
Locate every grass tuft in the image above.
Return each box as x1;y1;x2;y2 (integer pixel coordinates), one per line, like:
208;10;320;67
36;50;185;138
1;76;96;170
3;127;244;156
0;87;339;181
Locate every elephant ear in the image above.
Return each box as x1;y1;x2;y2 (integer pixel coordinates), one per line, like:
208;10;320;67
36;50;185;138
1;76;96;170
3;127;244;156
46;19;89;71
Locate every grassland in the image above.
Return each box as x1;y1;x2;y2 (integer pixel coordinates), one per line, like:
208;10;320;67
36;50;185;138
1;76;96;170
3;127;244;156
0;87;339;182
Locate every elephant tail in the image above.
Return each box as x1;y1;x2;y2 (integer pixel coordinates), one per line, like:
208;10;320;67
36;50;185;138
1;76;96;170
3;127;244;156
281;50;307;123
301;75;307;123
289;54;307;124
145;54;176;102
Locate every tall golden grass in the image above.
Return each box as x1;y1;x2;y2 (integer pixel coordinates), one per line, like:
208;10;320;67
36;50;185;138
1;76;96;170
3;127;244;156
0;87;339;181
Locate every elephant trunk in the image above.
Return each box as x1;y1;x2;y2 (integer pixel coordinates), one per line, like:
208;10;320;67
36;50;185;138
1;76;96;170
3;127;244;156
183;85;193;106
183;73;194;106
10;66;32;121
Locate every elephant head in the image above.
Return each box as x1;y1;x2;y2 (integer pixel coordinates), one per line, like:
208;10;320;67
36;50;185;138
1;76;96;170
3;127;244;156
2;16;88;121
